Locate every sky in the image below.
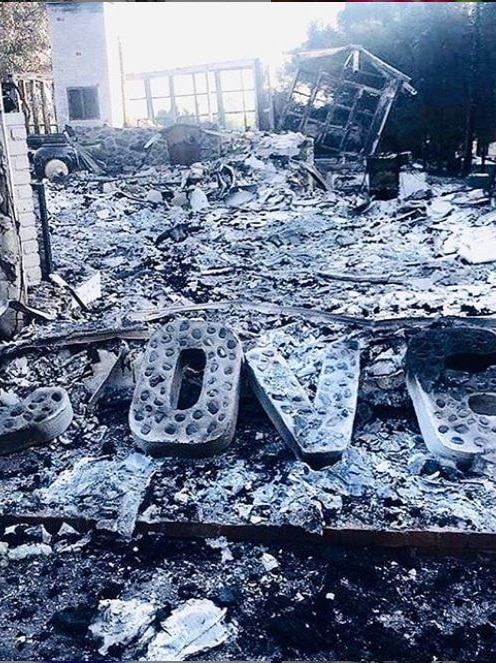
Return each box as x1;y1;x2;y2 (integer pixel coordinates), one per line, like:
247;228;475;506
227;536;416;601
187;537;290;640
115;2;344;76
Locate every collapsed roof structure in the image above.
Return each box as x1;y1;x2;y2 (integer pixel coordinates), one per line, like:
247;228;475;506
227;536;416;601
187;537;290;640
280;45;417;155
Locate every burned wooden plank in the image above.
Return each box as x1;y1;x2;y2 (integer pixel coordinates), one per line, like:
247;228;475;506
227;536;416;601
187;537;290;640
1;509;496;554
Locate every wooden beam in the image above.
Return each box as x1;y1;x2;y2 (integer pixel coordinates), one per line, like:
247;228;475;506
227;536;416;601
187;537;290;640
1;510;496;554
144;78;154;123
126;59;258;81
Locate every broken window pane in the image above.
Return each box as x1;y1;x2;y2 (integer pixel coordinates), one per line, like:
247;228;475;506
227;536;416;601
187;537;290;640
284;113;302;131
209;94;218;114
241;68;255;90
331;107;351;127
288;91;311;115
242;90;256;112
313;88;333;110
305;120;323;138
244;111;256;127
343;123;365;152
223;91;244;113
309;88;331;123
336;85;356;108
220;69;243;91
225;113;246;129
150;76;169;97
173;75;194;96
293;69;319;97
347;65;385;91
208;72;217;92
194;73;208;94
176;96;197;118
359;90;380;112
321;127;344;149
127;98;148;121
153;97;172;115
196;95;211;116
294;82;313;97
125;80;145;99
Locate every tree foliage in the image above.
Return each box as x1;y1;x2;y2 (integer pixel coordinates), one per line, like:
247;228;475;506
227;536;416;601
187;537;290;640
300;3;496;163
0;2;50;77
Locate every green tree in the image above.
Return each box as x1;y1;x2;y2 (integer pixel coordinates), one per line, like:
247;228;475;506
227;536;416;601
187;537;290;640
299;2;496;166
0;2;50;76
472;2;496;157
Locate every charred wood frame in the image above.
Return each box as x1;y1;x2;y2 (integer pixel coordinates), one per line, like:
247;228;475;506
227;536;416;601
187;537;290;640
125;59;272;130
280;45;416;156
2;76;57;135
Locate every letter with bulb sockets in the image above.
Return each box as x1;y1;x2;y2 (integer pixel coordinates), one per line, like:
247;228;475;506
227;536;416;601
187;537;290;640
246;340;360;469
130;318;243;457
406;327;496;465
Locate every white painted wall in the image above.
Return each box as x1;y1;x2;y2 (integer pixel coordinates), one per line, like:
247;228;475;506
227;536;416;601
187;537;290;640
47;2;124;128
104;3;125;128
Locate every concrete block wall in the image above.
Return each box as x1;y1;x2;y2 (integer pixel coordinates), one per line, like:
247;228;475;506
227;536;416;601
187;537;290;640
2;113;42;285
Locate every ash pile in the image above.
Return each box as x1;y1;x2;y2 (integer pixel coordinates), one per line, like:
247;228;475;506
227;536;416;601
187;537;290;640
3;126;496;661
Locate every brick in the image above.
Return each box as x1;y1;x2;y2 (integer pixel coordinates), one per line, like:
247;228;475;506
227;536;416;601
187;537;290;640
9;126;27;141
3;112;25;127
12;169;32;186
4;139;29;157
22;238;40;256
15;184;35;200
11;155;30;172
22;252;41;270
130;319;243;457
16;197;35;214
19;225;38;243
246;340;360;469
19;211;36;228
405;327;496;465
25;266;42;285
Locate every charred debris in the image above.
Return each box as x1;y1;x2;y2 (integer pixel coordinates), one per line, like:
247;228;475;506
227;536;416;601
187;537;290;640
3;44;496;662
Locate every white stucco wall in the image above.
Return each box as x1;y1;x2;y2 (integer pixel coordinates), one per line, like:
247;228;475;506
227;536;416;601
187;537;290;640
47;2;124;128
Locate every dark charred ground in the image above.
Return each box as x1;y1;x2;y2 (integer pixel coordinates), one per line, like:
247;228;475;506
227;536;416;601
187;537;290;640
0;525;495;662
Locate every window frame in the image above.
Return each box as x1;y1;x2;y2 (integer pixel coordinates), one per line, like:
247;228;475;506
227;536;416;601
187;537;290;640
67;86;100;121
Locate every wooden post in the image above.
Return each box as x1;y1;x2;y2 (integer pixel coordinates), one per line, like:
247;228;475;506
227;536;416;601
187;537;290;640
40;81;50;135
214;70;225;127
169;76;178;124
144;78;154;123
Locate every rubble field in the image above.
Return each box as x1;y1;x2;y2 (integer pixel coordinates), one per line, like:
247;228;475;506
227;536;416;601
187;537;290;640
3;130;496;660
